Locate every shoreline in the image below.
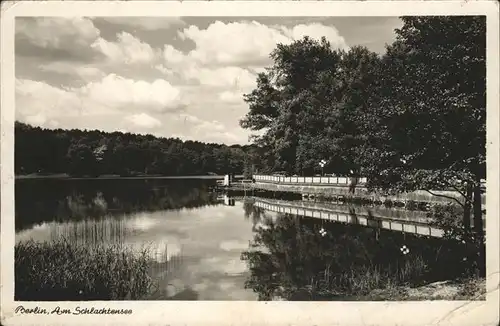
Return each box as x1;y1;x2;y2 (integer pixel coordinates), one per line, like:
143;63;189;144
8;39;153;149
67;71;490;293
16;238;486;301
362;278;487;301
15;174;244;180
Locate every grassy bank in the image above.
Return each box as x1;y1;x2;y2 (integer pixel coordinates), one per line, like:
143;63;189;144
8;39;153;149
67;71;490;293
328;262;486;300
15;239;155;300
362;277;486;301
270;255;486;301
319;205;486;300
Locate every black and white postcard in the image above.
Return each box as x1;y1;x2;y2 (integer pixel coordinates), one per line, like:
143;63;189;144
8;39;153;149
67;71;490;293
1;1;499;325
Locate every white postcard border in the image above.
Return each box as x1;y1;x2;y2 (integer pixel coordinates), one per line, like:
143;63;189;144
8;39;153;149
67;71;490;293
1;1;499;325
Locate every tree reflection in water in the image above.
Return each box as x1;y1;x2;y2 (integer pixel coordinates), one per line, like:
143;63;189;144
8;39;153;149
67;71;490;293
243;199;266;231
241;207;469;301
16;178;219;231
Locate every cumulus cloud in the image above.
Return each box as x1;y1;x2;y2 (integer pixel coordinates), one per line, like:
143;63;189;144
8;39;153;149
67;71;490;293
77;74;186;113
184;66;256;90
23;113;60;128
16;17;100;50
174;114;240;143
178;113;203;124
155;20;347;95
155;64;175;76
15;17;355;145
17;17;165;84
16;74;186;129
218;91;245;104
194;119;240;143
278;23;348;48
16;17;102;61
158;45;259;90
196;119;226;133
16;79;83;123
179;20;349;66
92;32;158;64
16;17;169;66
39;62;105;81
124;113;162;129
96;17;185;31
25;113;47;126
163;44;186;65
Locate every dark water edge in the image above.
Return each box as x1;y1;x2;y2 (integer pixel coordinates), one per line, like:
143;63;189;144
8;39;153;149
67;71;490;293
16;174;244;180
15;178;221;230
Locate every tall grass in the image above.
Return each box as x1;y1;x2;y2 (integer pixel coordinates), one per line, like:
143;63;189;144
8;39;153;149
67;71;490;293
309;255;428;299
15;239;155;300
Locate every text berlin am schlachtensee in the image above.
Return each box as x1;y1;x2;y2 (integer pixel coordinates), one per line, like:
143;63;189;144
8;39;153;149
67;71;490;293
15;305;133;315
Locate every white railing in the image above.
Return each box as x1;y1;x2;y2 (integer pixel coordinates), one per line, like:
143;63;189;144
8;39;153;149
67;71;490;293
253;198;443;237
253;174;368;186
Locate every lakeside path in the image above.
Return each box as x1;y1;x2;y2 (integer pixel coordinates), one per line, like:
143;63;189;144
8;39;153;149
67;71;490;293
248;181;486;208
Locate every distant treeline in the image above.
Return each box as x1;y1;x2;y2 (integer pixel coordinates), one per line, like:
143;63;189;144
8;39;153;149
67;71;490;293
15;122;265;177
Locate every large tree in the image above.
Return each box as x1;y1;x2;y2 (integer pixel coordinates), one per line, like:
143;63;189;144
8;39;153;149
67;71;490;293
241;37;381;176
357;16;486;275
241;36;343;174
325;46;381;176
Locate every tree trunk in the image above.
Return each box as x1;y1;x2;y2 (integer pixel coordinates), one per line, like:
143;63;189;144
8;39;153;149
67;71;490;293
473;179;485;277
463;183;473;230
473;182;484;235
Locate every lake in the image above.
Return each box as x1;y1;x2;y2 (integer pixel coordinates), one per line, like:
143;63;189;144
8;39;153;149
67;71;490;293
15;178;467;301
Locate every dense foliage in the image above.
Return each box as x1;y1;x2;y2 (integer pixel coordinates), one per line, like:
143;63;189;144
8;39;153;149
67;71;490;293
15;122;263;177
240;37;381;176
241;16;485;185
357;17;486;236
240;16;486;246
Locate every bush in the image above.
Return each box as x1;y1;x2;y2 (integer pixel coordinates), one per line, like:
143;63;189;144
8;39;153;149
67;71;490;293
383;199;393;208
15;239;156;300
406;200;418;211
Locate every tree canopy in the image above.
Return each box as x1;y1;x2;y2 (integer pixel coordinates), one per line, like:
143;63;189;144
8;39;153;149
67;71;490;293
358;16;486;193
240;37;382;176
240;16;486;229
239;16;487;260
241;17;485;186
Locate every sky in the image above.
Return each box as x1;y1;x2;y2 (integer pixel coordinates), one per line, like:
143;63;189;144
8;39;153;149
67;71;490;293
15;16;403;145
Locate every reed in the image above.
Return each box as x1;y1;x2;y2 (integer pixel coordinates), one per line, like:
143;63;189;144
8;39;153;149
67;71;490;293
314;254;428;298
15;239;155;301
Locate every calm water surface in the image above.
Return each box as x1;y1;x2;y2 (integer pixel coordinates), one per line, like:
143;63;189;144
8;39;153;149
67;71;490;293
16;178;460;301
16;178;261;300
